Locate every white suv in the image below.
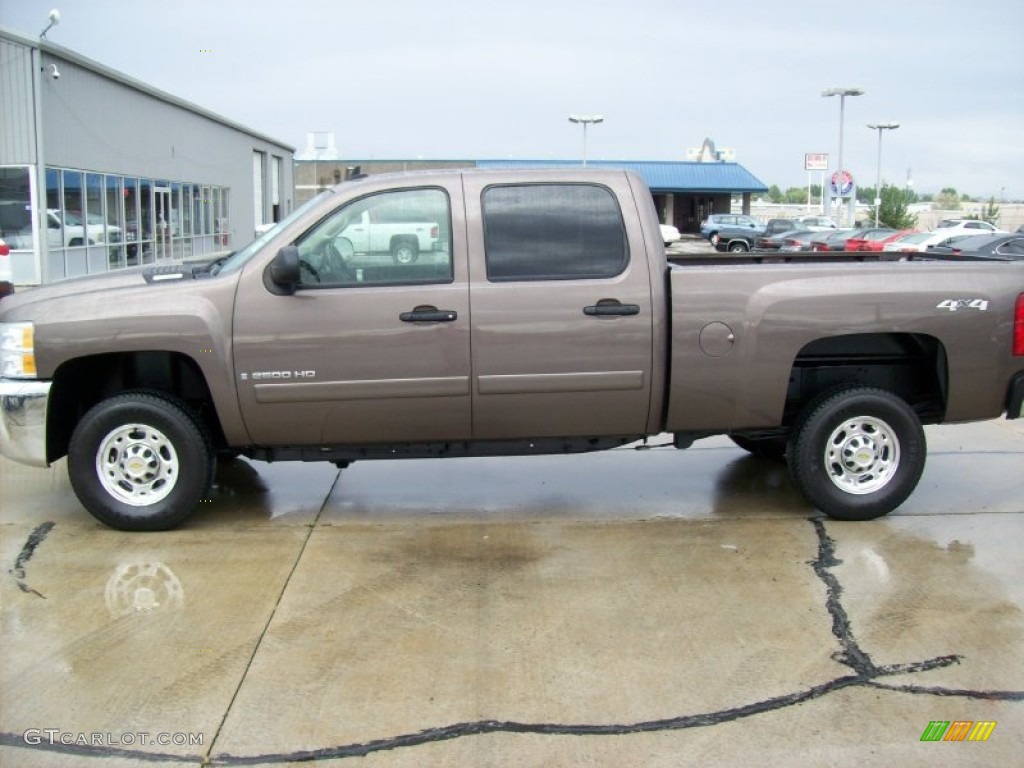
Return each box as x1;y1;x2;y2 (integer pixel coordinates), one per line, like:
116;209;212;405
932;219;1006;236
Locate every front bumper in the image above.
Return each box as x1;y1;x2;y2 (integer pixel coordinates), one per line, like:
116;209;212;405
0;378;51;467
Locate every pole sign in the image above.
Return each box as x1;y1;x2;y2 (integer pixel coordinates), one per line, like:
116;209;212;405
805;153;829;171
831;170;854;196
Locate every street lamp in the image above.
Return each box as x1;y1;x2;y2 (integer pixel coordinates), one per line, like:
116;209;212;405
568;114;603;166
821;87;864;225
867;122;900;226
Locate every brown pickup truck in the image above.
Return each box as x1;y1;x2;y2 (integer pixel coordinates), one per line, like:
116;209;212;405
2;169;1022;530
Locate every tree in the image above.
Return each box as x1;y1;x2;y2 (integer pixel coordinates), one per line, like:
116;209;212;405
784;186;806;204
877;185;918;229
935;187;960;209
767;184;784;204
965;197;1001;225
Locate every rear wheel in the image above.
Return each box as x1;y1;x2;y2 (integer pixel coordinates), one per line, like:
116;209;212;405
391;238;419;265
788;387;925;520
68;391;215;531
728;241;749;253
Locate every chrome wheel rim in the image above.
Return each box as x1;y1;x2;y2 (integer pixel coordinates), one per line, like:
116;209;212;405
96;423;179;506
394;246;415;264
825;416;900;495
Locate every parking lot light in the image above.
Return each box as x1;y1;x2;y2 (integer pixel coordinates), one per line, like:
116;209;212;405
867;123;900;226
822;87;865;226
568;115;604;166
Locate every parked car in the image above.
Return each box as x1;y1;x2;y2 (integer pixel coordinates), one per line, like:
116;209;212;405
796;216;838;231
754;229;815;251
715;223;802;252
4;168;1023;531
700;213;763;243
932;219;1007;237
850;229;917;252
659;223;682;246
47;209;123;248
934;233;1024;260
777;230;825;252
844;228;897;251
810;229;865;252
926;234;986;254
882;232;936;253
764;218;800;237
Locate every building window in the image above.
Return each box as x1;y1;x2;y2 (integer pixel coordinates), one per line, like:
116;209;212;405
271;155;283;223
0;167;33;250
482;184;628;281
0;166;34;283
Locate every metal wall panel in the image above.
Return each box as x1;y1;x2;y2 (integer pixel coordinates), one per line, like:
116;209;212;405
37;53;293;248
0;38;37;163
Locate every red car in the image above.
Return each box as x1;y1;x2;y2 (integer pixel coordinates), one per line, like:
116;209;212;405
844;228;902;251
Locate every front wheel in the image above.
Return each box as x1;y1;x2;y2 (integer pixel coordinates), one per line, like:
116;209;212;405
68;392;215;531
788;387;926;521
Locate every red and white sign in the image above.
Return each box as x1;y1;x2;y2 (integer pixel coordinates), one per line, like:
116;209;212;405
831;170;854;196
805;153;829;171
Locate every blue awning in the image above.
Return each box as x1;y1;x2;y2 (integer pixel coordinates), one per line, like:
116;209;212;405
474;159;768;194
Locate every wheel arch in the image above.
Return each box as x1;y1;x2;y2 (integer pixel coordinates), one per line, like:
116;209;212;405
782;332;948;429
46;351;228;464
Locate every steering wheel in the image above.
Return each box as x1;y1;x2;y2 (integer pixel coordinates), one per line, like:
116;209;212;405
298;258;321;283
324;238;356;282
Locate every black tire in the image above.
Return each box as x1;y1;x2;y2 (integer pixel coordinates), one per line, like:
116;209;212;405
709;232;720;246
728;241;749;253
68;391;215;531
788;387;926;521
391;238;419;265
731;433;788;460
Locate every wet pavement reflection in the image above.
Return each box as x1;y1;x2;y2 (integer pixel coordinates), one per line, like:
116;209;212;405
1;421;1021;766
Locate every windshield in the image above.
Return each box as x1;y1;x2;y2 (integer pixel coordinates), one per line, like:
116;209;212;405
215;189;334;276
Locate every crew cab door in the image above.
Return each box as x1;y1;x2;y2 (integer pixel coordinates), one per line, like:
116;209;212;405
462;173;655;439
232;182;470;445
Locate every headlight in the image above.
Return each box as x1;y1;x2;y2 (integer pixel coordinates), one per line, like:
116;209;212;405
0;322;37;379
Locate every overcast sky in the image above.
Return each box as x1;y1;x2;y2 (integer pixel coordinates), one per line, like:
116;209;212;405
3;0;1022;198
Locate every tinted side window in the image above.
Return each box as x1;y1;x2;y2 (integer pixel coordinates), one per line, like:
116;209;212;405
482;184;628;281
998;239;1024;256
295;188;452;287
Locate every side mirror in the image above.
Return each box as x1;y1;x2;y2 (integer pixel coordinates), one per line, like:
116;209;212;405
269;245;300;293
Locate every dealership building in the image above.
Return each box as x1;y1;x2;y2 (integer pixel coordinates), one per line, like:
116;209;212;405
0;25;294;286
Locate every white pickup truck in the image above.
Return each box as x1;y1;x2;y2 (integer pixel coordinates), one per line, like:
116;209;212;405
336;208;442;265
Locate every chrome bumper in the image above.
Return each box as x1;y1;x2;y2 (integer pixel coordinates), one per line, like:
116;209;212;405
0;378;51;467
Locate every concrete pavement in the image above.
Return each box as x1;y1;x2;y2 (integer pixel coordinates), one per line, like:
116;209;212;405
1;419;1022;766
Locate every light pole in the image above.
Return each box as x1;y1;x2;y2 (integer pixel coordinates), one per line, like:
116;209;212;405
867;122;899;226
568;115;603;166
821;87;864;225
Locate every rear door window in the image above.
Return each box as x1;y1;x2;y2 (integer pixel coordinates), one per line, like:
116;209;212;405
481;184;628;281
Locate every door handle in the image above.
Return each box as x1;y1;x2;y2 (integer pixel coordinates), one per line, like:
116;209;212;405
583;300;640;317
400;306;458;323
